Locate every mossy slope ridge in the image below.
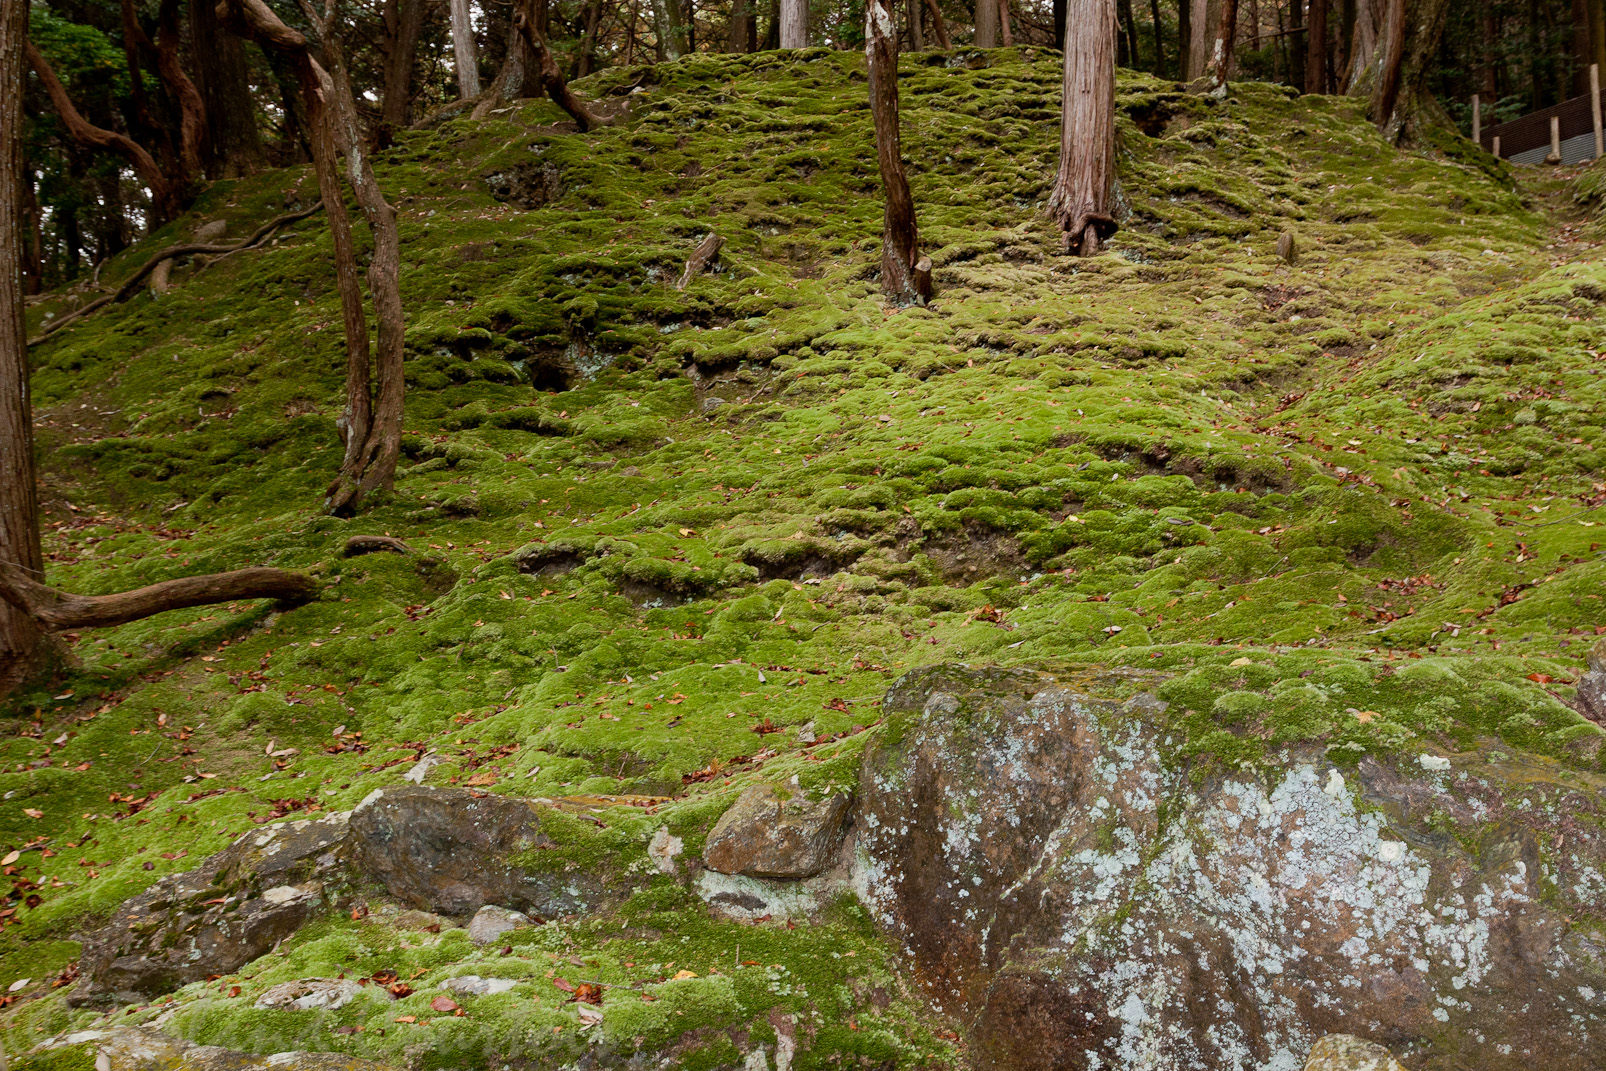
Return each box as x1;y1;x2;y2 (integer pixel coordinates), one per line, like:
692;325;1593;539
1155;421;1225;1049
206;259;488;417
5;46;1606;1069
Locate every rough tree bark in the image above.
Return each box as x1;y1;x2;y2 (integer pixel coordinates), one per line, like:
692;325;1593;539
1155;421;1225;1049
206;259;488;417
381;0;428;131
1306;0;1329;92
976;0;1000;47
514;11;602;129
219;0;404;515
451;0;482;96
1148;0;1163;75
780;0;807;47
1178;0;1192;76
866;0;932;304
0;561;316;632
26;42;184;224
0;0;48;693
190;0;263;177
927;0;954;48
654;0;689;57
154;0;207;176
1048;0;1118;255
1202;0;1240;92
727;0;756;50
997;0;1012;45
580;0;609;71
1347;0;1449;140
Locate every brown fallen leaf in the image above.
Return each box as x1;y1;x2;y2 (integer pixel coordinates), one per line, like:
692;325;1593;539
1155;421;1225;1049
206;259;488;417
394;1015;416;1024
429;995;460;1013
574;983;603;1005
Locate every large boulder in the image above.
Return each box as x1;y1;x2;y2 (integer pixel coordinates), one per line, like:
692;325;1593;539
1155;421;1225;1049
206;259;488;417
703;782;852;879
857;664;1606;1071
73;812;351;1003
345;785;596;917
1576;637;1606;724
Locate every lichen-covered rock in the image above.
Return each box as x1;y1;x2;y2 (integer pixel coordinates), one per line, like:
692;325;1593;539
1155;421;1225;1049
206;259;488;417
345;785;597;917
1304;1034;1409;1071
33;1026;396;1071
254;977;362;1010
73;812;351;1003
466;903;535;944
858;664;1606;1071
703;782;852;879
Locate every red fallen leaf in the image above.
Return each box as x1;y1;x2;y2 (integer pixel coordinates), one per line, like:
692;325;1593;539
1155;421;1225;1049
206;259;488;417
387;983;414;998
430;995;460;1013
573;983;603;1005
394;1015;417;1024
351;905;369;920
229;986;241;997
371;969;399;985
552;976;576;993
751;718;782;735
1527;673;1554;683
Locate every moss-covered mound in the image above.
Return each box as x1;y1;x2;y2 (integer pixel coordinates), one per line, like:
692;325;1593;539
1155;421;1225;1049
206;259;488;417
3;47;1605;1068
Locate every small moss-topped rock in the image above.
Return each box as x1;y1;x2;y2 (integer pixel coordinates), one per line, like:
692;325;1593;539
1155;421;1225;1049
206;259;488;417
1304;1034;1408;1071
702;782;851;879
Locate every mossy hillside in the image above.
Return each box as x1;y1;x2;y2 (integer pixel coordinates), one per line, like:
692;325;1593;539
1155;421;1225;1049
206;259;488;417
2;46;1604;1066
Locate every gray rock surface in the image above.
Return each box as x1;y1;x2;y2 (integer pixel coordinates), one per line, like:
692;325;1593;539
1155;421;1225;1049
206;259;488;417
73;812;350;1003
1575;636;1606;724
466;904;535;944
346;786;598;917
858;664;1606;1071
254;977;362;1010
442;975;520;996
1304;1034;1409;1071
35;1026;396;1071
702;782;851;879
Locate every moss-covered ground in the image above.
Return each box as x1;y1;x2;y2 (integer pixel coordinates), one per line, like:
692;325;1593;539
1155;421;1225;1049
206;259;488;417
3;46;1606;1067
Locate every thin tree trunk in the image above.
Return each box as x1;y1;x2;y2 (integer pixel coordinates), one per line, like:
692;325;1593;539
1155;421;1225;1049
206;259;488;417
1118;0;1141;64
1179;0;1192;75
581;0;608;70
0;0;49;694
1571;0;1590;96
866;0;932;303
727;0;749;50
381;0;428;132
1306;0;1328;90
926;0;954;47
1288;0;1304;89
998;0;1013;45
1049;0;1118;254
1371;0;1405;121
451;0;482;97
26;42;183;224
154;0;207;176
1203;0;1240;89
515;11;602;129
190;0;264;177
977;0;1000;46
909;0;925;50
1481;7;1497;98
780;0;808;47
1149;0;1164;75
1056;0;1067;47
219;0;393;515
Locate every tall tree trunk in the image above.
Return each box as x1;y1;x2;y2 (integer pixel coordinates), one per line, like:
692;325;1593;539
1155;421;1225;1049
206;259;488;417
1347;0;1449;139
727;0;754;51
762;0;781;48
929;0;954;47
998;0;1012;44
780;0;807;47
381;0;428;132
1480;7;1498;98
1571;0;1591;96
656;0;691;56
1118;0;1141;64
1178;0;1192;75
154;0;206;176
1306;0;1329;90
1186;0;1217;79
1202;0;1240;90
1592;0;1606;80
1288;0;1304;89
1049;0;1118;255
26;43;184;224
190;0;263;177
866;0;931;303
909;0;925;50
451;0;482;96
976;0;1000;46
0;0;48;694
581;0;609;70
1149;0;1164;75
1056;0;1067;48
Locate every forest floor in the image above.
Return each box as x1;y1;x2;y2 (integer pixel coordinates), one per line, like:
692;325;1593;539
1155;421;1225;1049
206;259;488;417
3;47;1606;1070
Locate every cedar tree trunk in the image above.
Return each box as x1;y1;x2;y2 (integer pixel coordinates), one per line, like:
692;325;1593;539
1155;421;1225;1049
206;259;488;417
191;0;263;177
1306;0;1329;92
976;0;1000;47
451;0;482;96
780;0;807;47
866;0;932;304
656;0;690;57
0;0;47;693
1048;0;1118;255
155;0;207;176
1202;0;1239;91
514;12;601;129
381;0;428;131
1348;0;1449;140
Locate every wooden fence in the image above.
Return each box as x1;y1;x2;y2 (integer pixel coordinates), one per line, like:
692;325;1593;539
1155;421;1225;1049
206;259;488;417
1474;65;1605;166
